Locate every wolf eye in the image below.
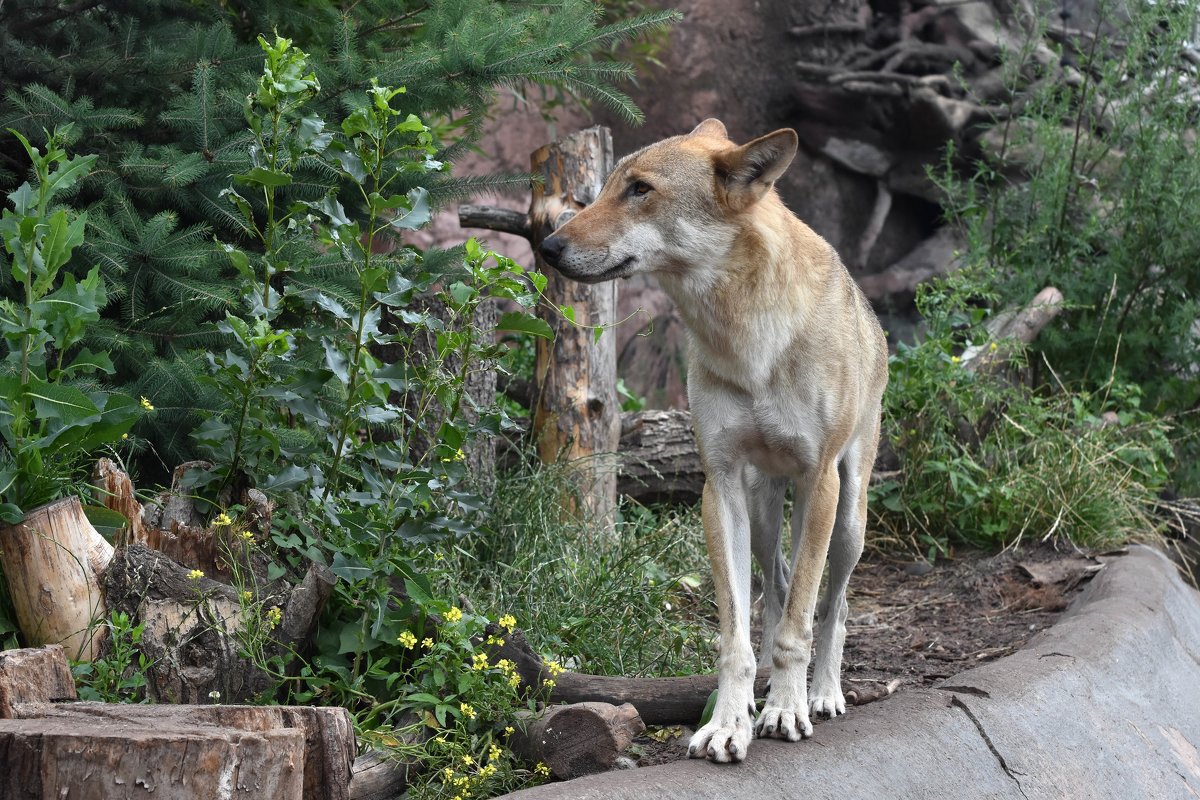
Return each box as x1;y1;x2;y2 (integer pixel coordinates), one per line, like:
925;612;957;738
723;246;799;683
629;180;653;197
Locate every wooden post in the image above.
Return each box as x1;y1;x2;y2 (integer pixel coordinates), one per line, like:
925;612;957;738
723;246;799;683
459;127;620;531
0;496;112;661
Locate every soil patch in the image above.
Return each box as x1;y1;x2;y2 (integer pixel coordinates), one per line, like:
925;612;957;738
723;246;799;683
627;543;1112;766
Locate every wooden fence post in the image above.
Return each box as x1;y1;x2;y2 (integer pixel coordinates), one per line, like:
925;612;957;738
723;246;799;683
459;127;620;532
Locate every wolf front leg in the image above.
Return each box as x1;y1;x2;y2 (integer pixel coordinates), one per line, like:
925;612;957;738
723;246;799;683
688;474;757;763
756;462;841;741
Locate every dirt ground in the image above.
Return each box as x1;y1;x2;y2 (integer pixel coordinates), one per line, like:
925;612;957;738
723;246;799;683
627;543;1114;766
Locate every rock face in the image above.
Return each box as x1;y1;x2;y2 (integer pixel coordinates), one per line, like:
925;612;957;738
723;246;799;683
426;0;1055;409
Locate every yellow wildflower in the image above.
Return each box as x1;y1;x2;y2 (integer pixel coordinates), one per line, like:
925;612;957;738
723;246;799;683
266;606;282;629
140;396;155;411
211;512;233;527
459;702;476;719
546;661;565;677
497;614;516;633
543;679;556;691
398;631;418;649
485;635;505;646
951;355;961;364
187;569;204;580
241;590;253;602
472;652;489;671
445;607;463;623
240;529;255;541
534;762;551;777
504;726;514;736
495;658;515;675
479;763;497;778
990;341;998;352
422;637;434;649
507;673;521;689
461;754;474;766
488;744;503;762
442;767;455;782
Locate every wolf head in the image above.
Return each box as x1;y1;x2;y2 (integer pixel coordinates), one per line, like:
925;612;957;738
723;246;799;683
538;119;799;284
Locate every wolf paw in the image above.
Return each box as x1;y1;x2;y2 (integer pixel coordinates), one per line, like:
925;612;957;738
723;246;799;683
755;695;813;742
688;709;754;763
808;687;846;719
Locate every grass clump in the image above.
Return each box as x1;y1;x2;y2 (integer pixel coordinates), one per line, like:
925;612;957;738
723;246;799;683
427;461;716;679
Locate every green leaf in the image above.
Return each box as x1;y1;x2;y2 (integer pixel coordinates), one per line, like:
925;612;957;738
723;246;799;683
45;153;98;198
0;504;23;524
60;348;115;378
7;182;35;216
387;187;430;231
84;505;129;540
330;551;372;582
235;167;293;188
496;311;554;340
25;377;98;424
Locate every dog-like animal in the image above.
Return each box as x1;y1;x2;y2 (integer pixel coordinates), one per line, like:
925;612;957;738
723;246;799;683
538;119;888;763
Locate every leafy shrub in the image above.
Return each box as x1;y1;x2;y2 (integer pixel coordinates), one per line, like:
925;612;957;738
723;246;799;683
0;128;141;519
939;0;1200;490
873;272;1173;557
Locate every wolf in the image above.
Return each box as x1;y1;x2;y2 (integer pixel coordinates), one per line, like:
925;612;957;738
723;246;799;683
537;118;889;763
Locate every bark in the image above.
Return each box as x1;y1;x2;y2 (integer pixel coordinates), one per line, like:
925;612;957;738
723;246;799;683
91;458;146;546
349;750;413;800
103;544;332;704
529;128;621;531
0;496;112;660
510;702;645;779
1;703;354;799
0;646;76;718
617;409;705;505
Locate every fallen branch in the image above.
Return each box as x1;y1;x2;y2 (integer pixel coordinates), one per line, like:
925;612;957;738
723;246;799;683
845;678;901;705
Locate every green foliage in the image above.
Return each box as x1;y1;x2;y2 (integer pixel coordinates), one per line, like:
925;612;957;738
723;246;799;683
72;611;150;703
938;0;1200;488
436;461;716;678
0;128;141;519
873;273;1173;557
0;0;678;469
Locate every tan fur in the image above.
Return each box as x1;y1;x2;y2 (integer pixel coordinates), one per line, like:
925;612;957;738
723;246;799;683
539;119;888;763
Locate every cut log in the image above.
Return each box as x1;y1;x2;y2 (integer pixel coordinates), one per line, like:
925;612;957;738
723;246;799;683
0;496;113;660
548;671;771;727
350;748;418;800
0;646;76;718
1;702;352;799
488;629;767;726
617;409;705;504
511;702;645;779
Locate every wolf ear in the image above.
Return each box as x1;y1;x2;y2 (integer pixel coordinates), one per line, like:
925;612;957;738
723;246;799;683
715;129;798;209
689;118;728;139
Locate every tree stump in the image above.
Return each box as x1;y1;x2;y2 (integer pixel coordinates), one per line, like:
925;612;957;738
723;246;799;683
0;703;354;799
0;496;113;660
529;128;621;531
461;127;621;533
510;702;645;779
0;646;77;718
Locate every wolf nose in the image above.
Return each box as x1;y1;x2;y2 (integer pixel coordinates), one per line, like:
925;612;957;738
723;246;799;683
539;235;565;267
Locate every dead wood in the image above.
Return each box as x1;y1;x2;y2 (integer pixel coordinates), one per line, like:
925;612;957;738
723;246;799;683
103;544;332;704
3;702;353;800
92;458;146;545
351;749;418;800
845;678;901;705
0;646;76;719
510;702;645;779
488;631;770;726
0;496;113;660
458;204;531;238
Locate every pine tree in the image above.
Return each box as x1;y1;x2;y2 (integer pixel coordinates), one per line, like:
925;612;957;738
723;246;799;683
0;0;676;472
